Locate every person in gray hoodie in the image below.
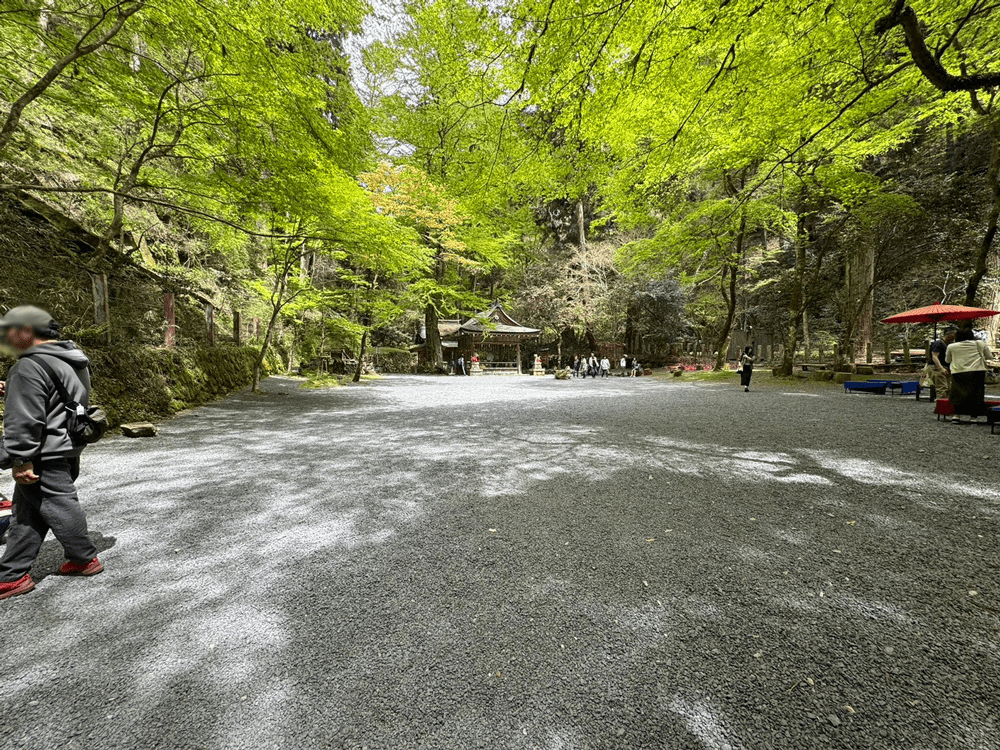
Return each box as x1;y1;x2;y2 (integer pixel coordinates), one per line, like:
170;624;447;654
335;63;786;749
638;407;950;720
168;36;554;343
0;305;103;601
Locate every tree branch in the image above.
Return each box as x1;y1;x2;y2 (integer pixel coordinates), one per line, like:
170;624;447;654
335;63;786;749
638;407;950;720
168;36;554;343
874;1;1000;92
0;1;146;156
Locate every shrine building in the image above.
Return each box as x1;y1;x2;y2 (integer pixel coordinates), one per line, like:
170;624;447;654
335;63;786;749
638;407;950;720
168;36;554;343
414;303;540;374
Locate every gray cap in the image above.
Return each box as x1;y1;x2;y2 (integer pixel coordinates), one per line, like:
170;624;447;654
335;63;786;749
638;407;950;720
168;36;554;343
0;304;56;333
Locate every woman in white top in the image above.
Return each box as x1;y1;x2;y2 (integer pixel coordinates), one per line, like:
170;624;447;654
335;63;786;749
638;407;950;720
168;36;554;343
945;329;992;422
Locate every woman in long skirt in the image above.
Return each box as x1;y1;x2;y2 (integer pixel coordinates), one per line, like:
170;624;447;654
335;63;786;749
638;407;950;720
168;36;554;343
946;329;991;422
739;346;755;391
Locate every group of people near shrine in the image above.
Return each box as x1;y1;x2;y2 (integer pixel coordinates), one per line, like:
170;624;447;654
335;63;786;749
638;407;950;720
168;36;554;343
571;353;641;378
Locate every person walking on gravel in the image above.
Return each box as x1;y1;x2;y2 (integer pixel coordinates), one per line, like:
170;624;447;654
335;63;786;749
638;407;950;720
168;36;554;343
0;305;104;602
738;346;755;391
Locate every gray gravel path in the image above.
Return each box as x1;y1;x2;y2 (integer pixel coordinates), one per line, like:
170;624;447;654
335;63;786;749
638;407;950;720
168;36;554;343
2;373;999;750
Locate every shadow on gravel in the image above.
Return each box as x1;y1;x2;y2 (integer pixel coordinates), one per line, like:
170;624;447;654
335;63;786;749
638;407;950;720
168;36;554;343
2;376;998;750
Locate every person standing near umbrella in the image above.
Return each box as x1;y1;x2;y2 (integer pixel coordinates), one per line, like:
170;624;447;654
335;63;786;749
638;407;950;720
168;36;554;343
928;326;957;401
945;329;991;423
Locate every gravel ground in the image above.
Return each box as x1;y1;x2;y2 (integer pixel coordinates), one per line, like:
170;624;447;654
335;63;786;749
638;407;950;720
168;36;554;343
2;373;999;750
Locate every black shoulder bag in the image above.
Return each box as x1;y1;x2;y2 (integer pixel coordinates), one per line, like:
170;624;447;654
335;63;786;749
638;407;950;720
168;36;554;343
27;355;109;445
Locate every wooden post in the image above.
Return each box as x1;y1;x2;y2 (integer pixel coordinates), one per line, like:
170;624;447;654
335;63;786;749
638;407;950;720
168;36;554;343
834;343;840;364
884;343;891;365
164;293;176;348
866;342;873;364
91;273;110;343
91;273;109;325
818;344;824;363
903;340;911;364
766;345;773;362
233;311;241;346
205;303;215;346
516;342;522;374
849;343;856;364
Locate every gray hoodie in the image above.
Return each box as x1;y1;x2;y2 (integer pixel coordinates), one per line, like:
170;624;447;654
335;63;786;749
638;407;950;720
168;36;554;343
1;340;91;462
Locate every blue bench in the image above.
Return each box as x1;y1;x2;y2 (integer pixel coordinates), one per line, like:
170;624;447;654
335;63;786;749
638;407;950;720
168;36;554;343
844;380;892;394
888;380;920;396
988;406;1000;434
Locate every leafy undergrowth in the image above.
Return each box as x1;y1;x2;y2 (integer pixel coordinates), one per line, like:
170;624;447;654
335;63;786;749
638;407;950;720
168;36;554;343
300;373;382;389
301;374;345;389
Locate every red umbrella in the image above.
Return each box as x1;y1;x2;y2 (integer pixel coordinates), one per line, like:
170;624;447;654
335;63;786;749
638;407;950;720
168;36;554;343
881;303;999;338
881;303;1000;325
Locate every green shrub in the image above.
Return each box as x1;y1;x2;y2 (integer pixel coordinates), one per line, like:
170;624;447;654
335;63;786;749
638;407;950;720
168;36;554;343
371;347;414;373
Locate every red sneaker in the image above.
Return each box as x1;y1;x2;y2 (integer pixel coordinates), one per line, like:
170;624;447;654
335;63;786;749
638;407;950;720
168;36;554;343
58;557;104;576
0;574;35;600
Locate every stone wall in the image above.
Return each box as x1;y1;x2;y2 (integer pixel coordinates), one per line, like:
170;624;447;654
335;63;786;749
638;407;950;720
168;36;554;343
1;344;281;428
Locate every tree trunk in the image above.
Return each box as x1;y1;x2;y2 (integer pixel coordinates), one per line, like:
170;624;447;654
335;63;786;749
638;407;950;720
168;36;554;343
802;310;811;361
164;293;176;348
252;253;295;392
779;227;808;376
987;249;1000;346
713;264;737;371
846;237;876;355
859;263;875;348
965;125;1000;306
624;314;638;358
353;328;368;382
252;304;283;392
424;303;443;368
713;214;746;371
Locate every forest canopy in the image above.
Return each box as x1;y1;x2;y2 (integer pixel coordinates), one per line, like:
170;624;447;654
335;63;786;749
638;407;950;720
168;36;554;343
2;0;999;373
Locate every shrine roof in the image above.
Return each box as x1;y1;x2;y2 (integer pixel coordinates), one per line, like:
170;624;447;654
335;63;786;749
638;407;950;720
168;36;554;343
458;303;539;335
438;320;462;336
